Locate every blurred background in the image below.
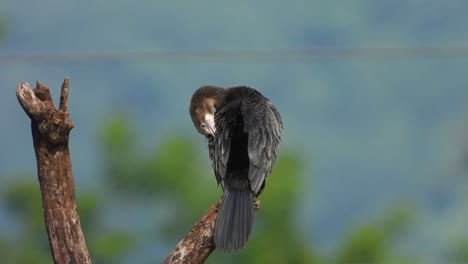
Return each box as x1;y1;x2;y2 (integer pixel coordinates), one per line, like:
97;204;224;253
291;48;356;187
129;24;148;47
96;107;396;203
1;1;467;263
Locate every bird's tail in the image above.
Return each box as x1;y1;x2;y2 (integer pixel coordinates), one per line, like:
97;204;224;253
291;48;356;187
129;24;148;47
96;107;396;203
214;189;254;252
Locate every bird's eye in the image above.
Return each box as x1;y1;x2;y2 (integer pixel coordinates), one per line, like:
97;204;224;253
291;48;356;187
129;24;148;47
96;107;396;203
200;123;206;128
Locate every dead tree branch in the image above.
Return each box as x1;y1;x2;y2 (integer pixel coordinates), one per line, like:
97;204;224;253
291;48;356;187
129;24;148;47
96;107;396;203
163;199;220;264
163;198;260;264
16;78;91;264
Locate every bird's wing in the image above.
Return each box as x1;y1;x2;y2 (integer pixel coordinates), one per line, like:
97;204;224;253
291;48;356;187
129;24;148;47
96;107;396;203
212;105;233;190
242;100;283;195
207;135;225;190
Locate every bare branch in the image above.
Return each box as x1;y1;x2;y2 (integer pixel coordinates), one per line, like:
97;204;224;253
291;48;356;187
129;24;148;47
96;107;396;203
163;198;261;263
16;82;50;120
16;78;91;264
163;199;220;264
59;77;70;112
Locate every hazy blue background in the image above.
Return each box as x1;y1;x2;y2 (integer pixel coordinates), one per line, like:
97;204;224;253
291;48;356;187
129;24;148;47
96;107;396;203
1;1;467;262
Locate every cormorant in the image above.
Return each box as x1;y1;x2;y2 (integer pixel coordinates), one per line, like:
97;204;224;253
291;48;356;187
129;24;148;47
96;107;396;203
189;85;283;252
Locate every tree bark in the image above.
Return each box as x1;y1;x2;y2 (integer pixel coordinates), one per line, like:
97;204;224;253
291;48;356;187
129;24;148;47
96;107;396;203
163;199;260;264
163;199;220;264
16;78;92;264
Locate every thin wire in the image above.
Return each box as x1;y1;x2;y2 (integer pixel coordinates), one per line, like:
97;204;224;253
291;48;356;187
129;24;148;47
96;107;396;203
1;46;468;64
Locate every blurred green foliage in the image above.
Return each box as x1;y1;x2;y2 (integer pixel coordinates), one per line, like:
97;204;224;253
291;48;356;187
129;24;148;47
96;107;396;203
3;114;463;263
336;208;414;264
451;239;468;262
0;17;5;42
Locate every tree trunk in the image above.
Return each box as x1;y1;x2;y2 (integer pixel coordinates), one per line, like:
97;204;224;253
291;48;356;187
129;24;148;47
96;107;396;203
16;79;92;264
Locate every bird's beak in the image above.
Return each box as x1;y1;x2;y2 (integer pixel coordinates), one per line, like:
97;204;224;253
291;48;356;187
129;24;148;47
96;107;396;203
204;115;216;136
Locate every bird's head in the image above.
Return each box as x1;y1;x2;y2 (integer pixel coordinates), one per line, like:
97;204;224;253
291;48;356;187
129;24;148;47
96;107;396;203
189;86;225;136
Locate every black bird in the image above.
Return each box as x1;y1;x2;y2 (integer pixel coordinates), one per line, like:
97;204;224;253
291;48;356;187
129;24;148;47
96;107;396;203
189;85;283;252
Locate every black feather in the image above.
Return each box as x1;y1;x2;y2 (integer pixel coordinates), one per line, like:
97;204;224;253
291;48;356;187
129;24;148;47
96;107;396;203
195;85;282;252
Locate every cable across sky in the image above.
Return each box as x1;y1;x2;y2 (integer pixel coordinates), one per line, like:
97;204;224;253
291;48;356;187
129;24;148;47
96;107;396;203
1;46;468;65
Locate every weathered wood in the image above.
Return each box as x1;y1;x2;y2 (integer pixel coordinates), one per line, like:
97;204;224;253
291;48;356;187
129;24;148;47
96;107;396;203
163;199;221;264
16;78;91;264
163;198;260;264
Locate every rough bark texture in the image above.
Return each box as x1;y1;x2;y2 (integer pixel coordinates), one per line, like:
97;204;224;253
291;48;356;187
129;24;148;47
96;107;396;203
163;198;260;264
163;198;220;264
16;79;92;264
